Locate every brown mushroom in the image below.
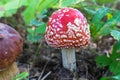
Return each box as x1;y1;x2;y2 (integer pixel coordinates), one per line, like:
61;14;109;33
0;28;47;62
0;23;23;80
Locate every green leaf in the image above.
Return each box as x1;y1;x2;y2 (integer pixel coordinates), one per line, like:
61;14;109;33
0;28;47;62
22;0;38;25
5;0;22;10
84;7;96;15
27;22;46;43
22;0;58;25
106;42;120;74
110;61;120;74
100;77;109;80
100;74;120;80
36;0;59;13
112;74;120;80
110;42;120;63
58;0;84;7
112;41;120;54
111;30;120;41
97;42;120;79
27;27;35;35
12;71;29;80
30;19;43;27
0;9;5;17
36;22;46;34
28;22;46;34
95;55;111;67
95;0;115;4
91;8;120;40
100;75;120;80
0;0;12;5
6;0;28;9
27;34;41;43
91;7;110;37
92;7;109;31
0;0;28;17
97;12;120;37
4;9;17;17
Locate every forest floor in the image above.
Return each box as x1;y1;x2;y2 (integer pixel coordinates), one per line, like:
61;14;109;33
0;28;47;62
18;32;115;80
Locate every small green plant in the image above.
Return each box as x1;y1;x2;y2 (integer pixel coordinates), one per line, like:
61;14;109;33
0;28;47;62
111;30;120;41
12;71;29;80
0;0;27;17
90;7;120;41
27;10;47;43
96;30;120;80
96;41;120;72
77;0;120;41
100;74;120;80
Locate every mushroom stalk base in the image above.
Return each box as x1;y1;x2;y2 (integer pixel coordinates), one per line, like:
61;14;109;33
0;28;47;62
0;62;19;80
62;48;76;72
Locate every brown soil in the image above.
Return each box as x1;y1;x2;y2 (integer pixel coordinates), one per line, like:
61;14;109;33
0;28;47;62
18;36;115;80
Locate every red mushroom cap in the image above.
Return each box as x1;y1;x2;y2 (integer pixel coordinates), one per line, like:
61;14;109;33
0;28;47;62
45;7;90;48
0;23;23;69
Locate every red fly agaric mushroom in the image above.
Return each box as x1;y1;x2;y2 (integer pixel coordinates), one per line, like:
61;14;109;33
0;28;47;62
45;7;90;71
0;23;23;80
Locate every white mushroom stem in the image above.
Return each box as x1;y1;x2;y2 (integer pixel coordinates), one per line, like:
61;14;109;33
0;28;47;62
61;48;76;72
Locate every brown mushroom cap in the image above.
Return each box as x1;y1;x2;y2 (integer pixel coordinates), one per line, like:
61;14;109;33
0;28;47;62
0;23;23;69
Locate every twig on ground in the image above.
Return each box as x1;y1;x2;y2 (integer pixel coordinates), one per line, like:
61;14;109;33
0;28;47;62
38;60;49;80
41;71;52;80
